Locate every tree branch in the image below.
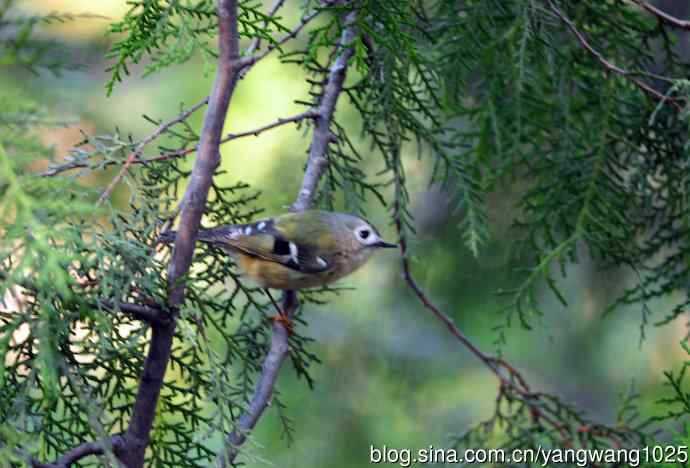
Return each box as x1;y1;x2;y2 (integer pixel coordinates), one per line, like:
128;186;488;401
547;0;682;110
631;0;690;30
32;435;126;468
40;111;317;177
243;0;287;57
95;97;208;205
39;7;321;180
239;9;322;75
40;98;207;178
392;204;641;445
291;10;358;212
135;111;318;167
215;8;359;467
114;1;242;466
96;301;169;326
216;290;298;468
0;271;166;325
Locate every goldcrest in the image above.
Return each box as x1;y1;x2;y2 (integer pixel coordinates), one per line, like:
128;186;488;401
160;210;396;290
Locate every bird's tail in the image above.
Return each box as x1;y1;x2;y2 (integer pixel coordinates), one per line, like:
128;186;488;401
157;226;238;245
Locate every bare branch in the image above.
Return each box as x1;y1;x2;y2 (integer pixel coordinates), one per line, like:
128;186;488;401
291;10;358;212
216;8;359;467
95;98;208;204
547;0;682;110
32;435;126;468
97;301;169;326
115;1;243;466
393;213;532;381
392;202;640;444
630;0;690;30
130;110;318;165
216;291;298;468
41;110;317;177
225;110;317;139
40;98;206;179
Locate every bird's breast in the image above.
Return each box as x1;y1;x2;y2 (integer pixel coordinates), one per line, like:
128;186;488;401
236;249;373;290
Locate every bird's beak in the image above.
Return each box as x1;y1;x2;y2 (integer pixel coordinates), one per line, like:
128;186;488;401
375;241;398;249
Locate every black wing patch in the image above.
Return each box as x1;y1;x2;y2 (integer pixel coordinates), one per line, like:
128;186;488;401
199;218;332;274
292;243;331;273
273;239;291;256
269;237;331;274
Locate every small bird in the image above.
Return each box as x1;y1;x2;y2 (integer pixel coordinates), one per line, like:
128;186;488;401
159;210;397;291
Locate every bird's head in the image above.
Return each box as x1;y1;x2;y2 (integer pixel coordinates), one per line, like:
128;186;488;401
334;213;398;252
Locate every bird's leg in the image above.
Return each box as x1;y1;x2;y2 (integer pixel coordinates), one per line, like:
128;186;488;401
264;288;293;335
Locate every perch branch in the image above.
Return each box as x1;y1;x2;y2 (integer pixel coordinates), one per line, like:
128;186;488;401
546;0;682;110
215;8;359;468
216;291;298;468
115;0;242;466
291;10;358;212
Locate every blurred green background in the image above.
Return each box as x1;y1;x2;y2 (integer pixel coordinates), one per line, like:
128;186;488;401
16;1;688;466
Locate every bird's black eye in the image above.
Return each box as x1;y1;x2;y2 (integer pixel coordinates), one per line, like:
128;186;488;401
359;229;370;239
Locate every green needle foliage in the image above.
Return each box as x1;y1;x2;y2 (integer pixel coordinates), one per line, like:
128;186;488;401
430;0;690;335
106;0;289;95
4;0;690;466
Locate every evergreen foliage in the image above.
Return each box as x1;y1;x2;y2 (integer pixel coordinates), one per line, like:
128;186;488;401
3;0;690;466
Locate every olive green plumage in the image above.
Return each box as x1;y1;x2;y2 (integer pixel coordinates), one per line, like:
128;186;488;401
160;210;396;289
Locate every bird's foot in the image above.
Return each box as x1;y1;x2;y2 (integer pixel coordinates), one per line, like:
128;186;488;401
270;313;294;336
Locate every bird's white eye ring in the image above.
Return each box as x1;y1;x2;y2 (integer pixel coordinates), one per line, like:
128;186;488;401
356;226;375;244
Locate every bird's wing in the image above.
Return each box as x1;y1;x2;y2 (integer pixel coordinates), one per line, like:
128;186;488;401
200;214;336;274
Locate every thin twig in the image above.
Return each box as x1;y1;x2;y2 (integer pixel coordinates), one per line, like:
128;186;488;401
0;271;165;325
216;8;359;467
96;98;208;205
546;0;682;110
40;7;321;181
393;212;576;440
41;110;317;177
392;212;528;390
129;110;318;165
244;0;287;57
240;9;322;74
393;209;655;445
630;0;690;30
